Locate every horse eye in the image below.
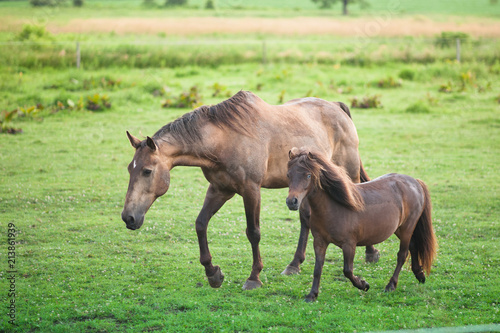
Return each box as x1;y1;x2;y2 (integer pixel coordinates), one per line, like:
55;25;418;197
142;169;152;177
307;174;311;179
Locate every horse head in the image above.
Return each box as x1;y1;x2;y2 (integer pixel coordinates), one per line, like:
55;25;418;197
121;131;170;230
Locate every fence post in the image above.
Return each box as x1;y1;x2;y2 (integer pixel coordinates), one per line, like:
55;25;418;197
76;41;81;69
456;38;461;63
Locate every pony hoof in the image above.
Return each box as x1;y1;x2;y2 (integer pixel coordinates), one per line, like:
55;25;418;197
365;249;380;263
242;279;263;290
415;272;426;284
281;265;300;275
384;284;396;292
207;266;224;288
304;294;317;303
362;282;370;292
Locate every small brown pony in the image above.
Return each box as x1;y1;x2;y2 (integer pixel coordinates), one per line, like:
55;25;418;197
286;147;437;302
122;91;378;291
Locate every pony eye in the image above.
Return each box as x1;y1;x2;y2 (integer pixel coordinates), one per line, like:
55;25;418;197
307;174;311;179
142;169;152;177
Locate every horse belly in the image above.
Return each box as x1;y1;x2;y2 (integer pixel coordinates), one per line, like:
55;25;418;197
356;207;401;246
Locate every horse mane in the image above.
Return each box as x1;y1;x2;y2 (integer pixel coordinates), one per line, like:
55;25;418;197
289;151;365;211
153;90;257;145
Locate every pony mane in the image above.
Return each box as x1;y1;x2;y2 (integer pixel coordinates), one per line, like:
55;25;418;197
289;151;365;211
153;90;257;145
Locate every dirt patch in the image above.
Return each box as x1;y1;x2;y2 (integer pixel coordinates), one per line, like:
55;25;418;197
45;16;500;37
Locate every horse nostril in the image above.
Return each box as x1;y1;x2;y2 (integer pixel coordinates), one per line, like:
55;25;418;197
122;212;135;225
286;197;299;210
292;198;298;206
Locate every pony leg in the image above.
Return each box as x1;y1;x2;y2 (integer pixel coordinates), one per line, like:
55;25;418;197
242;185;264;290
342;244;370;291
196;185;234;288
305;237;328;302
410;239;426;283
282;200;311;275
385;240;410;292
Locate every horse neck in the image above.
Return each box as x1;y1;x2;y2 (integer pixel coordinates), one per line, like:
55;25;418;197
156;133;217;170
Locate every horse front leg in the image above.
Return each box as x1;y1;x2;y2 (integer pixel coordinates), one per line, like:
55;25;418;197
342;244;370;291
196;184;234;288
305;237;327;302
242;186;264;290
282;200;311;275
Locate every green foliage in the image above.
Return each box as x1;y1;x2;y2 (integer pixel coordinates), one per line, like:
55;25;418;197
398;68;415;81
14;24;53;42
73;0;83;7
165;0;187;7
210;82;231;98
29;0;66;6
142;0;157;7
405;101;431;114
439;81;453;93
205;0;215;9
376;76;402;88
350;95;382;108
0;109;22;134
86;93;111;111
161;86;202;108
435;31;470;48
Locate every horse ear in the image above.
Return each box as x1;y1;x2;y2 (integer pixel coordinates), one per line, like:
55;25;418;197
126;131;141;149
146;136;157;151
307;152;315;160
289;147;300;160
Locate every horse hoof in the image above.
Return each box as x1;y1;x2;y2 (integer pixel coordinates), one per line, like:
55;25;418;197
365;249;380;263
207;266;224;288
362;281;370;292
242;279;263;290
281;265;300;275
304;294;317;303
415;272;426;284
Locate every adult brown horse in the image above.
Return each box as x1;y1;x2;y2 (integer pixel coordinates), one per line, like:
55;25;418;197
286;148;437;301
122;90;378;290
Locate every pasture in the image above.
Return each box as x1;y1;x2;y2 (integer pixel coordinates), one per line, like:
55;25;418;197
1;0;500;332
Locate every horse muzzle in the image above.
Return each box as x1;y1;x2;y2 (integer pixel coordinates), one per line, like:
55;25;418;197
286;196;300;211
121;211;145;230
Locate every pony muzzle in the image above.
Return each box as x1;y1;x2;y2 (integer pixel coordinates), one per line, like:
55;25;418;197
286;196;300;211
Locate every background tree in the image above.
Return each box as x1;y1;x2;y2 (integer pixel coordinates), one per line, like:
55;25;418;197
73;0;83;7
311;0;368;15
165;0;187;6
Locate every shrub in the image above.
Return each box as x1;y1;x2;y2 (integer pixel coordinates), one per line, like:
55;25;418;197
405;101;430;114
0;110;22;134
165;0;187;6
29;0;66;6
205;0;215;9
398;69;415;81
86;94;111;111
350;95;382;109
376;76;402;88
73;0;83;6
161;86;202;109
435;31;469;48
14;24;53;42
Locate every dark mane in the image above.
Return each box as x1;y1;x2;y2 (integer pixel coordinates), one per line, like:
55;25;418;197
153;91;257;145
289;151;365;211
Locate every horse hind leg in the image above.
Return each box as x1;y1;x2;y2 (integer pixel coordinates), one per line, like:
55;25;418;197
282;200;311;275
385;238;410;292
342;244;370;291
365;245;380;263
410;239;426;283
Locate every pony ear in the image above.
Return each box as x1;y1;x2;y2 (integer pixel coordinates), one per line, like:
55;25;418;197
307;152;315;160
289;147;300;160
126;131;141;149
146;136;157;151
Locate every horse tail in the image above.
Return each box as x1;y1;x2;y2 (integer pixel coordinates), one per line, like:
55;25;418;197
412;179;438;275
337;101;371;183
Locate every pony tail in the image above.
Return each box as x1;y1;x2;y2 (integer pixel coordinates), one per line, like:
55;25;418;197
412;180;438;275
359;159;370;183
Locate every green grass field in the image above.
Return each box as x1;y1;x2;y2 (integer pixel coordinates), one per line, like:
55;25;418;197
1;0;500;332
